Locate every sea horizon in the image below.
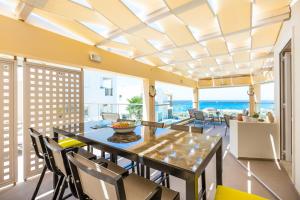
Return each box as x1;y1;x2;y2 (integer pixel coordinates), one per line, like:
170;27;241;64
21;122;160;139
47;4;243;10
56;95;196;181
165;99;274;113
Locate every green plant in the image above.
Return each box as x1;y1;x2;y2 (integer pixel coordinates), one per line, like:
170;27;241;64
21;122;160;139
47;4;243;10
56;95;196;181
252;112;259;118
127;96;143;120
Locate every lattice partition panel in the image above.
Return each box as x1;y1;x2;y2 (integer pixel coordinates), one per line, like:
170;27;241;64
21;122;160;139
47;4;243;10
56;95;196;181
23;62;83;179
0;58;17;187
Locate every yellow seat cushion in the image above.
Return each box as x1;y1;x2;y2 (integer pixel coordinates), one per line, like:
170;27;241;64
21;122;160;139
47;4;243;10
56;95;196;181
215;186;267;200
58;138;86;148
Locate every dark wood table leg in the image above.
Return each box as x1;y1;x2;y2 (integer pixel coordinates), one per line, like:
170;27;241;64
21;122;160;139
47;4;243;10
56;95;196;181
201;171;207;200
216;141;223;186
186;175;198;200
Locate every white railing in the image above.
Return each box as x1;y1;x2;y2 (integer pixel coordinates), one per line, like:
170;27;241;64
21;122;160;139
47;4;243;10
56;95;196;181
84;103;143;121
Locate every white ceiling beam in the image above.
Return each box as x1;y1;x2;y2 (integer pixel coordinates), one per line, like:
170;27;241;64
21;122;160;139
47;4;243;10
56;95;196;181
15;2;33;21
17;0;49;21
96;0;206;45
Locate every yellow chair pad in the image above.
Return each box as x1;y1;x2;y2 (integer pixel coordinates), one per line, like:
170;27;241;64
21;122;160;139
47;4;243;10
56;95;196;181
58;138;86;148
215;186;267;200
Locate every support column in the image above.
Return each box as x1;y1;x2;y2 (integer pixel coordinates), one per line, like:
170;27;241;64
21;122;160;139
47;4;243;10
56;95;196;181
253;84;261;113
193;88;199;110
249;85;255;115
143;79;155;121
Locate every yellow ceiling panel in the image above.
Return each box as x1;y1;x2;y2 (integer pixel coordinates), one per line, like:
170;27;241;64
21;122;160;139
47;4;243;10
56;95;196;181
165;0;193;9
121;0;167;21
156;15;196;46
36;0;100;22
225;31;251;52
215;55;233;65
251;51;273;60
123;34;157;56
161;48;191;62
133;27;166;41
31;8;104;44
214;0;251;34
184;44;209;59
253;0;290;21
203;38;228;56
199;57;217;67
177;3;220;39
133;27;175;50
252;22;282;48
144;55;168;66
89;0;141;29
232;52;250;63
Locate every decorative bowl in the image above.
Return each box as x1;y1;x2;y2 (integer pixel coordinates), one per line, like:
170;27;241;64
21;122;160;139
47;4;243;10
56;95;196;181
112;126;136;134
110;122;136;134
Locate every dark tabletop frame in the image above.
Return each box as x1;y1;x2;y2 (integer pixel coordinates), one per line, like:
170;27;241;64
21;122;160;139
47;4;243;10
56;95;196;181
53;126;223;200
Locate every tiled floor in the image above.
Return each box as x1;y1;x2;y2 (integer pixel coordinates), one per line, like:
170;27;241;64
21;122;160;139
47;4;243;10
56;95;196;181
0;123;299;200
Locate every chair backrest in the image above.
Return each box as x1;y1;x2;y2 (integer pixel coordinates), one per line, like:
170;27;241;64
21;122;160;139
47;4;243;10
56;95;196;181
188;108;197;118
43;137;69;176
67;152;126;200
190;126;203;134
29;128;53;170
141;121;164;128
170;124;203;134
170;124;189;132
117;119;136;123
224;114;231;128
102;112;120;122
29;128;44;159
194;111;205;120
242;109;249;116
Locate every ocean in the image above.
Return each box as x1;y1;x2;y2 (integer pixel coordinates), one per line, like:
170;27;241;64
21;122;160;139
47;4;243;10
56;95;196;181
171;100;274;113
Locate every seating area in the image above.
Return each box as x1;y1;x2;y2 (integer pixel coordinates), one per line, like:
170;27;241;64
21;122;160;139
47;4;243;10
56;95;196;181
0;0;300;200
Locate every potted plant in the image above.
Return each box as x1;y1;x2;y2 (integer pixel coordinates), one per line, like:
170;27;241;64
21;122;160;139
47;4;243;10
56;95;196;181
251;112;259;122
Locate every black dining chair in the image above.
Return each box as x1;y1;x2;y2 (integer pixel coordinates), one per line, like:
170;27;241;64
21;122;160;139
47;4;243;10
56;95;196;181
102;112;120;122
67;152;180;200
117;119;136;123
224;114;231;136
170;124;203;134
29;128;89;200
43;136;97;200
29;128;55;200
140;121;170;187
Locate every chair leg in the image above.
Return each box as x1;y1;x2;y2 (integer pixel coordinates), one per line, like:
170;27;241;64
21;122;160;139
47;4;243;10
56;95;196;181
131;161;135;173
166;173;170;188
31;165;47;200
57;177;67;200
161;172;165;186
52;175;64;200
136;162;140;176
141;164;145;177
146;166;150;179
101;151;105;158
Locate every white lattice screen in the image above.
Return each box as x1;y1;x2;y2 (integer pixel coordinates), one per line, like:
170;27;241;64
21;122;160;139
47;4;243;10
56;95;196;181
0;58;17;187
23;62;83;179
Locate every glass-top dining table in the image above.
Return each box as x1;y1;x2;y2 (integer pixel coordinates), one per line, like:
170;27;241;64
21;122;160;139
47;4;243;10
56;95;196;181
53;121;223;200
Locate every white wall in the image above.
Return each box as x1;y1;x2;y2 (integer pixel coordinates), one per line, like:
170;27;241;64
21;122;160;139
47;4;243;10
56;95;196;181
274;1;300;193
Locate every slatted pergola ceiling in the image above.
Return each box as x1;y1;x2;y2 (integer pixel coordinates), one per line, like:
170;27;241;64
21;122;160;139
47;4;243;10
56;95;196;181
0;0;291;80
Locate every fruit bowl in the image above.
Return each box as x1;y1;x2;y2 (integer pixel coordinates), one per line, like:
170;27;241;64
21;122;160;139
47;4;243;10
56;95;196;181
111;122;136;134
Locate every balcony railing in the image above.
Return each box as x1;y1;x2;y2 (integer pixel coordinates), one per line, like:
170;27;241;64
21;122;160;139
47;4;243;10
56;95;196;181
84;103;143;121
155;103;191;125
